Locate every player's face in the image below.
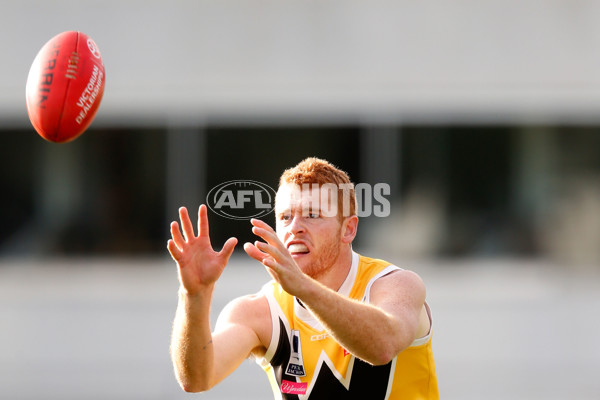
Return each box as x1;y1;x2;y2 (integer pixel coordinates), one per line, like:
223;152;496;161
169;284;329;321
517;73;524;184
275;183;343;279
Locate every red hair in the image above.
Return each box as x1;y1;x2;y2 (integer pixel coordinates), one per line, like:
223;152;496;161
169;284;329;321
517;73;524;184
279;157;356;218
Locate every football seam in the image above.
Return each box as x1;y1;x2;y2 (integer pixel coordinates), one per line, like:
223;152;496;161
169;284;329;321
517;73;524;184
53;31;79;142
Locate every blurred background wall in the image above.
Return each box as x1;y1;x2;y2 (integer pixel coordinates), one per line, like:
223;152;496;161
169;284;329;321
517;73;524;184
1;1;600;400
2;0;599;266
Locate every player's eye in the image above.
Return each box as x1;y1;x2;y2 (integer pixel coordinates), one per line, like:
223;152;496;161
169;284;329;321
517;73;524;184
279;213;291;221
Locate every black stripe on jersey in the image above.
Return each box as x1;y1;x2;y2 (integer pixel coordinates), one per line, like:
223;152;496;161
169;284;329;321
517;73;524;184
270;317;392;399
271;318;300;400
308;358;392;400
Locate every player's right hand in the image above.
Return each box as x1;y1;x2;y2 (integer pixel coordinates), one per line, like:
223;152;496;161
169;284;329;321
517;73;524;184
168;205;237;295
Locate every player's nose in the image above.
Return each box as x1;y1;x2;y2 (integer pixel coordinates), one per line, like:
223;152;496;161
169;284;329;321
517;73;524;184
288;214;306;235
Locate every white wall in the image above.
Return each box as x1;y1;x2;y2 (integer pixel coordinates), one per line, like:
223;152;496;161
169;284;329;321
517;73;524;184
3;0;600;126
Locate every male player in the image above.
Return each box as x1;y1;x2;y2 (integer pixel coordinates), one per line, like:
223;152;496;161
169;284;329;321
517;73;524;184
168;157;438;399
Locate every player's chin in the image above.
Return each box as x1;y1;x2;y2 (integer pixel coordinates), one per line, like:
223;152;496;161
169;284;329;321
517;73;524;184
290;252;311;265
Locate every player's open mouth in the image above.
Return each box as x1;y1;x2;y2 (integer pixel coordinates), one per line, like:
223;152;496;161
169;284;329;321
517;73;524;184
287;243;309;256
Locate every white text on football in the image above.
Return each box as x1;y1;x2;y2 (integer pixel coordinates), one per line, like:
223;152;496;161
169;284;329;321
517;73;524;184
75;65;103;124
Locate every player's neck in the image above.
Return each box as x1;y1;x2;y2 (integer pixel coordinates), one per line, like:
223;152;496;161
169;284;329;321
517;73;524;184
314;246;353;292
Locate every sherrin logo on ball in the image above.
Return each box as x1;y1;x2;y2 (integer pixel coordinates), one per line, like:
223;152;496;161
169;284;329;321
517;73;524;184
25;31;105;143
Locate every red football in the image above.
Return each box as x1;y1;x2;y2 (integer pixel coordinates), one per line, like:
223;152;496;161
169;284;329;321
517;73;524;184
26;31;105;143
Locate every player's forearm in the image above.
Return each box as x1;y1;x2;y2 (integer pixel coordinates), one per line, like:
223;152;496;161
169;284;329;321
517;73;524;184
170;288;217;392
298;281;404;366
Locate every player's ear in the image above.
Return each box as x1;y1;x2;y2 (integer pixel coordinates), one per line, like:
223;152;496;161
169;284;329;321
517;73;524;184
341;215;358;244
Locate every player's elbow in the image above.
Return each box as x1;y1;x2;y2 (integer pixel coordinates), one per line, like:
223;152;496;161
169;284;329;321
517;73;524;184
370;346;399;366
176;371;216;393
180;382;200;393
370;335;410;366
181;384;206;394
172;356;217;392
179;378;212;393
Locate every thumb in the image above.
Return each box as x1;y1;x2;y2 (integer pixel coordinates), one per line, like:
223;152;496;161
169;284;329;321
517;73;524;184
218;237;238;262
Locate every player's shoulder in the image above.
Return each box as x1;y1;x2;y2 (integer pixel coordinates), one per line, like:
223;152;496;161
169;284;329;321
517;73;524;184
217;291;272;348
221;291;270;322
358;252;422;281
214;292;272;358
358;253;393;269
370;263;427;300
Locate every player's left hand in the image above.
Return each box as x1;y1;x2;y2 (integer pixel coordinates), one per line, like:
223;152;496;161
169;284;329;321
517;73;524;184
244;218;310;296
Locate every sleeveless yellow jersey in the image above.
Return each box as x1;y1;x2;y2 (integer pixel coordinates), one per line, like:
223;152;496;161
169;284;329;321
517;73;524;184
257;252;439;400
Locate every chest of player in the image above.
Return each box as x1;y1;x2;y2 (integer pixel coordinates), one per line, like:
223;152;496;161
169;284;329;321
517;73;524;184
284;317;353;380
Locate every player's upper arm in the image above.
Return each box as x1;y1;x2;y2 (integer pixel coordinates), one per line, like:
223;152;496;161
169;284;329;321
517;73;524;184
209;293;271;386
369;269;428;350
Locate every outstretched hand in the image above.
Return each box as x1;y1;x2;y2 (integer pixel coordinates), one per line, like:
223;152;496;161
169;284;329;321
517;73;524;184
168;205;237;295
243;218;310;297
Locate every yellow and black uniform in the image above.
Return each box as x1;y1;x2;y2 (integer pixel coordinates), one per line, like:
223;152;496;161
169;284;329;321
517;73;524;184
257;252;439;400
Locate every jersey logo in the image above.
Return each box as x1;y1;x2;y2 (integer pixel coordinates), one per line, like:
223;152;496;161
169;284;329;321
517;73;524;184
285;330;306;377
281;379;308;395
